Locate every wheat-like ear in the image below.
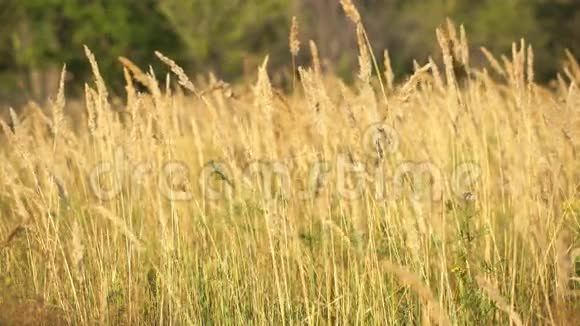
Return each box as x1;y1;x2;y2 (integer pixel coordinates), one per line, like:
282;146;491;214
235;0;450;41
446;18;459;50
309;40;321;78
83;45;109;101
289;16;301;91
383;50;395;91
429;56;445;91
118;56;152;90
255;56;274;111
339;0;388;104
398;62;432;102
155;51;213;109
356;24;371;84
436;27;457;96
84;84;97;137
50;64;66;139
459;24;469;67
527;45;535;89
155;51;196;93
481;47;506;77
9;107;20;134
289;16;300;57
339;0;361;25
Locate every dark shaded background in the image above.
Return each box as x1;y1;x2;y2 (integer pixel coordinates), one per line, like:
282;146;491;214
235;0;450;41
0;0;579;105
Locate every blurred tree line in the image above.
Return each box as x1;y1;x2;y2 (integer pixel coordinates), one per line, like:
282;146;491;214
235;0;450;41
0;0;578;104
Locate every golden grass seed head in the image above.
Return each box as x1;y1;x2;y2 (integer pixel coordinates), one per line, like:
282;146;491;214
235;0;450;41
289;16;300;57
309;40;322;77
340;0;361;25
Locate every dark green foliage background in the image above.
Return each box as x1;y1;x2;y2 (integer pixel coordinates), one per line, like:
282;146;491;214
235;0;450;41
0;0;578;103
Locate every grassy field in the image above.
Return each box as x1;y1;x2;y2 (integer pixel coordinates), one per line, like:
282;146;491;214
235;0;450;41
1;5;579;325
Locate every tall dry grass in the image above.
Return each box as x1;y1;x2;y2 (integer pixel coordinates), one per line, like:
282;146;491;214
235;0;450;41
0;9;579;325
